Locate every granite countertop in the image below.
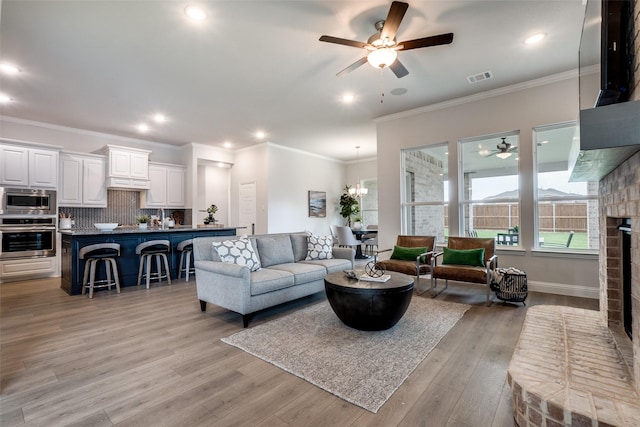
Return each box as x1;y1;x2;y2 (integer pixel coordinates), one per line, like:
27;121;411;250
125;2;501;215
59;225;240;236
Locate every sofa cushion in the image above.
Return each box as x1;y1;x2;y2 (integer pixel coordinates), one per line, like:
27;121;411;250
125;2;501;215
256;235;295;268
442;247;485;267
290;233;308;261
267;262;327;285
305;232;333;260
250;268;295;296
212;237;261;272
300;258;352;273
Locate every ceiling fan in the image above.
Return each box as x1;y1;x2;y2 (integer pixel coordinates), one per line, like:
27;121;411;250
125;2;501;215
319;1;454;78
485;138;518;159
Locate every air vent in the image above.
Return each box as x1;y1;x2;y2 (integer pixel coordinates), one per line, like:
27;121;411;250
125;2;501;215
467;71;493;84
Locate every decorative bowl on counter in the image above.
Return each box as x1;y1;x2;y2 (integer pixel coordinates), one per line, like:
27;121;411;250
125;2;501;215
94;223;119;231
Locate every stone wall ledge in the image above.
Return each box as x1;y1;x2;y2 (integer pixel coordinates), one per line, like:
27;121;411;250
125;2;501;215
507;305;639;426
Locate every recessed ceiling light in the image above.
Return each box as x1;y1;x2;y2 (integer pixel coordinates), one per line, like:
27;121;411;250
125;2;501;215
136;123;150;133
153;113;166;123
524;33;546;45
255;130;266;140
185;5;207;21
223;141;233;148
0;93;13;103
0;63;20;75
341;93;355;104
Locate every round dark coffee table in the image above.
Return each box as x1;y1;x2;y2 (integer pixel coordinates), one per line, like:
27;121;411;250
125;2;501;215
324;271;414;331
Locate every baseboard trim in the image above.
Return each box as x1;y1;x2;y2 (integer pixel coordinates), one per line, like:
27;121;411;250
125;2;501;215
528;280;599;299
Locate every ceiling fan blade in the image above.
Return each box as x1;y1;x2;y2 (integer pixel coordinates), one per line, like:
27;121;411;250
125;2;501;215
336;57;368;77
398;33;454;51
319;35;367;49
380;1;409;41
389;59;409;78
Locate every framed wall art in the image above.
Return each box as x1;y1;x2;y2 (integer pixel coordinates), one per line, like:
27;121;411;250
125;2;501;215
308;191;326;217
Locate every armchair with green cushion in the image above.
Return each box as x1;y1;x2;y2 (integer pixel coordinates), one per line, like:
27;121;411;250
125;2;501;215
375;235;436;294
431;236;498;305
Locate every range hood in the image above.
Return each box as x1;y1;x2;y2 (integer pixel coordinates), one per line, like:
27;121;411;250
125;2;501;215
570;100;640;182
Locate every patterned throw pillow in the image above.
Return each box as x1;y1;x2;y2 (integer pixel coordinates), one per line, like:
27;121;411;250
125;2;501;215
212;237;261;271
305;232;333;260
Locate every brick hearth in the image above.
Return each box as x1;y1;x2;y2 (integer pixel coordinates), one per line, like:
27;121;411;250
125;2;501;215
508;306;640;426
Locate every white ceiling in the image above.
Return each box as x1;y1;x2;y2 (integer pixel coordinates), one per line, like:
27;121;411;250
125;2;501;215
0;0;587;161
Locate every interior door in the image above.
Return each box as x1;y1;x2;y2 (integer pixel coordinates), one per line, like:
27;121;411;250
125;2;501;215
238;181;256;235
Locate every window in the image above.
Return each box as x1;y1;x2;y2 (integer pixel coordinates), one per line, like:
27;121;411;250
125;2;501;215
459;132;520;245
534;123;598;250
400;143;448;243
360;178;378;227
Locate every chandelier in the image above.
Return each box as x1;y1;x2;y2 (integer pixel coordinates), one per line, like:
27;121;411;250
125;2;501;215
349;146;368;197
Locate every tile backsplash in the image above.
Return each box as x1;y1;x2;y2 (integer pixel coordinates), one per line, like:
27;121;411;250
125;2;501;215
60;189;191;228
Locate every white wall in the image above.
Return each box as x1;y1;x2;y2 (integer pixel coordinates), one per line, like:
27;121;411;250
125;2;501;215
376;73;599;296
266;144;345;235
345;157;377;190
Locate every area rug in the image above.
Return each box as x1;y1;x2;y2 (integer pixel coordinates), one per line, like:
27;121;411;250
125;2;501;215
221;297;470;413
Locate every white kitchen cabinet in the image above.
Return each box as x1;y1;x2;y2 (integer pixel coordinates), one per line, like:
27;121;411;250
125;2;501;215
59;153;107;207
141;163;185;208
103;145;151;189
0;144;58;188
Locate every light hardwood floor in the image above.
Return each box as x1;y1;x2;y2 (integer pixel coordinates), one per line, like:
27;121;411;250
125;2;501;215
1;274;598;427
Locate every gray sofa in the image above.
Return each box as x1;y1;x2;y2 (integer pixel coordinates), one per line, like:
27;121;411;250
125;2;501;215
193;232;354;327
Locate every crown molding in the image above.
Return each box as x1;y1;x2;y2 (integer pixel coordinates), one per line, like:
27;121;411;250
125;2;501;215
375;69;579;123
0;115;183;151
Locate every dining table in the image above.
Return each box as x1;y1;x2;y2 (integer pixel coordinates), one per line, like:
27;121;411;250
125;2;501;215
351;228;378;259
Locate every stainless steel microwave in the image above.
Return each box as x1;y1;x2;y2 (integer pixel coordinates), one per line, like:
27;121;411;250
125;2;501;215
0;187;57;216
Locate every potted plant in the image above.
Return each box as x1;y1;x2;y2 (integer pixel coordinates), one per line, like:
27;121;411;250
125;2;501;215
352;216;363;231
339;186;360;226
204;204;218;225
136;214;150;229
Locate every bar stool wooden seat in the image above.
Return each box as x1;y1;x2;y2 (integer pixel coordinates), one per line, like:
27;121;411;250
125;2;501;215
136;240;172;289
79;243;121;298
176;239;195;281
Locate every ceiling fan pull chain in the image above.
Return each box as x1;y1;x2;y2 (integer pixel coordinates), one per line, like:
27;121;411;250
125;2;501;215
380;69;385;103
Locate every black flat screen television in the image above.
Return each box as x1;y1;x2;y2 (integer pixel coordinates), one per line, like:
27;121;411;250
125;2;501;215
595;0;634;106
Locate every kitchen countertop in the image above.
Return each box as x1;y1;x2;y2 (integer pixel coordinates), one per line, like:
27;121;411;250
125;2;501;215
59;225;242;236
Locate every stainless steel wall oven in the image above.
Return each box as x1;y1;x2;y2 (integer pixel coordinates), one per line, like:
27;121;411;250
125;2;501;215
0;216;57;259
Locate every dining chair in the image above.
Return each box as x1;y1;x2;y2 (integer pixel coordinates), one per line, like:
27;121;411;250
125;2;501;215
334;225;362;252
362;224;378;255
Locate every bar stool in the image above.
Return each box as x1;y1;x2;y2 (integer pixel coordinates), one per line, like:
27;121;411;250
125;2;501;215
136;240;172;289
176;239;195;281
79;243;121;299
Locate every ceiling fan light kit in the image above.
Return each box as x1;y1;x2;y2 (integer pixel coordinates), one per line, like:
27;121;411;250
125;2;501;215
319;1;454;78
367;47;398;68
496;151;512;160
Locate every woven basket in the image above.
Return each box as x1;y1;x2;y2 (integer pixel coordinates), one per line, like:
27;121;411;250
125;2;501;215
490;268;528;303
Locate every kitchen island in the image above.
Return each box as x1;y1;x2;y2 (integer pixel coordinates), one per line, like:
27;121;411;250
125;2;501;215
60;226;242;295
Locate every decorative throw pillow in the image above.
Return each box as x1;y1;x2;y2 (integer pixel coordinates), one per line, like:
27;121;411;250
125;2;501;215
305;232;333;260
390;246;428;262
212;237;261;271
442;247;485;267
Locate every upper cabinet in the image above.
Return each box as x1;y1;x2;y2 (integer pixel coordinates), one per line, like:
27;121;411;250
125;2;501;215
0;144;58;188
102;145;151;189
140;163;186;208
59;153;107;207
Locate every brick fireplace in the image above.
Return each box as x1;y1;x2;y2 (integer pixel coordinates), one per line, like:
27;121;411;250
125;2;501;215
599;151;640;391
507;152;640;426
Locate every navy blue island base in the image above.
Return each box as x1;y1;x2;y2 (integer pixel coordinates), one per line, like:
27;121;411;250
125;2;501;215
60;226;240;295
